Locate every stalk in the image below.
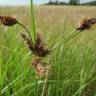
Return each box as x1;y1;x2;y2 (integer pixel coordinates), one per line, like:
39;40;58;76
51;30;81;50
30;0;36;44
17;22;33;43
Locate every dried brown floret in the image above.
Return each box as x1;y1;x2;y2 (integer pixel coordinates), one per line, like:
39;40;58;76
21;33;50;57
32;57;50;77
76;17;96;31
32;58;45;76
0;16;17;26
33;33;50;57
21;33;34;51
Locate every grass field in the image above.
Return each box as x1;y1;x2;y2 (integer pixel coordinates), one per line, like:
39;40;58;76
0;5;96;96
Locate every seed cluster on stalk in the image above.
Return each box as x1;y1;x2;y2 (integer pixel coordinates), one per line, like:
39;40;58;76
21;32;50;76
0;16;17;26
76;17;96;31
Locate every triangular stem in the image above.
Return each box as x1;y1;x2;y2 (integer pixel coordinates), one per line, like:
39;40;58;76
51;30;80;50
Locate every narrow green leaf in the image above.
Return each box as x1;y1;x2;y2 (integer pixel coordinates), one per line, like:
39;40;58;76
30;0;36;44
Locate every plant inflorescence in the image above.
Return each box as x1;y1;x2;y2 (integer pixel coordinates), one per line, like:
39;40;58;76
0;1;96;79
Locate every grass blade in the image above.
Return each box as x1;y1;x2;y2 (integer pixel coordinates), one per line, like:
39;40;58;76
30;0;36;44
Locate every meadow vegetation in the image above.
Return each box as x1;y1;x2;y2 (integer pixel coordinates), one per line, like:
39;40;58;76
0;5;96;96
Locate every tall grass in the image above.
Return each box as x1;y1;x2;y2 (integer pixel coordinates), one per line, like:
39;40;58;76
0;4;96;96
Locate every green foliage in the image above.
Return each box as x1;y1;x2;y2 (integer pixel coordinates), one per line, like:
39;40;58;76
69;0;80;5
30;0;36;44
82;1;96;5
0;6;96;96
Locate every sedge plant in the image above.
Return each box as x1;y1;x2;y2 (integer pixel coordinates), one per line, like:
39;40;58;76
0;0;96;96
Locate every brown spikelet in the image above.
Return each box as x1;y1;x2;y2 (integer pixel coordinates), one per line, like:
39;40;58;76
33;33;50;57
32;58;45;76
21;33;50;57
21;33;34;51
76;17;96;31
0;16;17;26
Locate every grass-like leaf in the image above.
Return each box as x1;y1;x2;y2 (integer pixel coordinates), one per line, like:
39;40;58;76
30;0;36;44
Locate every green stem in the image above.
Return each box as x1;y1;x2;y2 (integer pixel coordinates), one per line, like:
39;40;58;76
51;30;80;50
30;0;36;44
17;22;33;43
35;78;38;96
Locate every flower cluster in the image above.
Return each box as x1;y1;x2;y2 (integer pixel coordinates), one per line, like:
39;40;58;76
32;58;45;76
76;17;96;31
21;33;50;57
21;32;50;76
0;16;17;26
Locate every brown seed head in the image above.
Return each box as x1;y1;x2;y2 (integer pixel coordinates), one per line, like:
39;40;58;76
33;33;50;57
21;33;50;57
76;17;96;31
21;33;33;51
32;58;45;76
0;16;17;26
